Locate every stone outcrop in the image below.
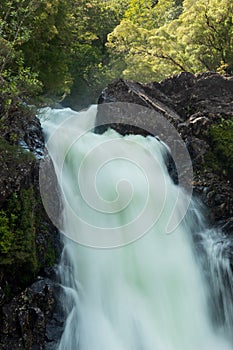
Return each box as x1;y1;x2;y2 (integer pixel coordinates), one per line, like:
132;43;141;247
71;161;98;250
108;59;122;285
0;98;63;349
97;72;233;231
0;278;64;350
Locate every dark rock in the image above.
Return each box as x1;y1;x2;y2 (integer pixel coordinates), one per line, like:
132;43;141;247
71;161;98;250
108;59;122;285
159;72;233;119
0;102;44;204
0;279;62;350
97;72;233;233
0;279;64;350
0;98;61;348
0;286;5;306
97;79;182;135
186;137;210;167
0;140;34;205
221;218;233;235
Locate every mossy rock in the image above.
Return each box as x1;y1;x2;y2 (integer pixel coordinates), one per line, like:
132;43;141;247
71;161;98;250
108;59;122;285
0;184;58;298
207;118;233;181
0;187;38;289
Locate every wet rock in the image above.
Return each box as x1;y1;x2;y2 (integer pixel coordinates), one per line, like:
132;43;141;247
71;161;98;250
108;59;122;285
97;79;181;135
0;104;43;205
159;72;233;119
97;72;233;233
0;279;64;350
186;137;210;168
0;97;61;348
221;218;233;235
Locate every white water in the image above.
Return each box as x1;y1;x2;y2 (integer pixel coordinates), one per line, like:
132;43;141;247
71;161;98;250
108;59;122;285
40;107;233;350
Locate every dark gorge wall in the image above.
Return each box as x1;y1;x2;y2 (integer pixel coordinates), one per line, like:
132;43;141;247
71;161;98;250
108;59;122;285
0;71;232;349
0;97;63;349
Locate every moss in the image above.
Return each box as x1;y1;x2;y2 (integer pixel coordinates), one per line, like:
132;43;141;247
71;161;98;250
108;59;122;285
0;136;39;266
0;187;38;276
206;118;233;181
0;136;34;162
0;184;58;299
44;241;56;267
0;186;60;301
0;100;57;300
204;151;222;174
0;211;15;255
0;136;38;282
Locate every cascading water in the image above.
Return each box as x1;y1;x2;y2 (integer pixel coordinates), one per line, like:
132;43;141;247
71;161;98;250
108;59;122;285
39;106;233;350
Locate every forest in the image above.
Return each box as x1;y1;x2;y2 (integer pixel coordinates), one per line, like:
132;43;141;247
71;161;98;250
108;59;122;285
1;0;233;109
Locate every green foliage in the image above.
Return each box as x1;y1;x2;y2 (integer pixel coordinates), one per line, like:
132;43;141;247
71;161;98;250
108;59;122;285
124;0;158;29
0;0;76;99
0;134;57;294
0;0;43;104
0;0;129;104
177;0;233;73
65;0;128;105
124;0;183;29
0;135;34;162
1;0;233;110
0;210;15;255
107;0;233;82
0;187;38;274
20;0;73;96
208;118;233;180
0;137;39;289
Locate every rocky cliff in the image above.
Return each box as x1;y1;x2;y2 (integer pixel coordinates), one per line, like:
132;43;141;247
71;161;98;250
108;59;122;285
0;97;64;349
97;72;233;234
0;71;233;349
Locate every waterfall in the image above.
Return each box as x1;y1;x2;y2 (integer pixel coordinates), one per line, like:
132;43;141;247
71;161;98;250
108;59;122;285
39;106;233;350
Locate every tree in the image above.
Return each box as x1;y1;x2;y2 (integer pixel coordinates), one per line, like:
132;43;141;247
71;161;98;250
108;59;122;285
20;0;74;96
0;0;43;106
124;0;183;29
0;0;129;106
62;0;128;106
177;0;233;73
107;0;233;83
107;20;159;82
124;0;158;29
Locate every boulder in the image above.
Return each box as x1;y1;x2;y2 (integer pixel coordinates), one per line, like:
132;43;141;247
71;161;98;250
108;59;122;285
0;278;64;350
97;72;233;231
